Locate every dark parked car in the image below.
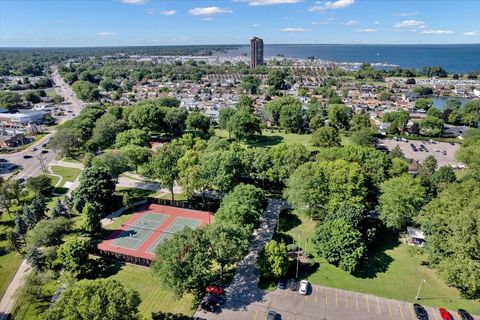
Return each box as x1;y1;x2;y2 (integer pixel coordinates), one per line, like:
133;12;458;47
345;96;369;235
277;279;286;290
289;278;298;291
413;304;429;320
41;150;48;154
200;300;219;313
23;154;32;159
458;309;474;320
410;143;418;152
207;294;226;305
267;310;277;320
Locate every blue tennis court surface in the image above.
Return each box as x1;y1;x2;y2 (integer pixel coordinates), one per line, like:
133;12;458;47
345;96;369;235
146;217;201;254
112;213;167;250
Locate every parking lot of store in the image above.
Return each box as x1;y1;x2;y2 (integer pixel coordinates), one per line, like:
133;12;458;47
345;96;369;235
200;285;479;320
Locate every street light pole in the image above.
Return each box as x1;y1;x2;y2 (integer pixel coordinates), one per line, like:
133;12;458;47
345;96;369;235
415;279;426;300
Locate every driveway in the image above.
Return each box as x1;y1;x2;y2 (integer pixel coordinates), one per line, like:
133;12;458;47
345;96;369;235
197;285;480;320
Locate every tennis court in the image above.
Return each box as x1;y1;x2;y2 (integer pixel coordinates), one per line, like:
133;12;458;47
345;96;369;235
97;204;213;265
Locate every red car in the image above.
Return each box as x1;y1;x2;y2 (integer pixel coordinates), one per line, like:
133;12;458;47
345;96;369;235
439;308;453;320
206;285;224;296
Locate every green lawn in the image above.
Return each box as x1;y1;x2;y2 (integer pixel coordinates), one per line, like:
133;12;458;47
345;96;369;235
50;166;81;187
108;264;194;318
0;214;22;299
276;210;480;314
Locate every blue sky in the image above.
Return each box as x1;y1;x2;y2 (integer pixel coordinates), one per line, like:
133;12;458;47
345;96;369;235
1;0;479;47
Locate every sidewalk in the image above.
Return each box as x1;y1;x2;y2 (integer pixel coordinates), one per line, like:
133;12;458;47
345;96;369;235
0;260;30;320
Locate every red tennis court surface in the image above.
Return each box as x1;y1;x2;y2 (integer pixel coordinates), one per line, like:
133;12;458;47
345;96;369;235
97;204;213;265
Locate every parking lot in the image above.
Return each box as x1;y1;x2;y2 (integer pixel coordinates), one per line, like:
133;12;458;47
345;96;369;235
379;138;462;167
197;285;479;320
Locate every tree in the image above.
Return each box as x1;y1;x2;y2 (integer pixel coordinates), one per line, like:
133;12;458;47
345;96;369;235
241;75;261;94
313;219;365;273
142;144;182;200
418;155;438;179
456;128;480;176
200;148;244;193
71;80;100;101
91;150;131;177
431;166;456;191
389;157;409;177
326;203;366;230
165;108;188;138
215;184;265;229
350;128;376;147
328;104;352;129
218;108;237;134
121;145;152;173
186;111;211;137
284;160;366;221
350;112;372;131
237;95;255;112
420;116;444;137
128;102;166;133
279;99;303;132
99;77;118;91
311;127;341;147
24;91;41;104
49;128;82;158
426;107;442;118
267;143;309;184
153;228;213;297
26;174;52;195
0;91;21;110
72;166;117;213
27;217;72;247
415;98;433;110
51;199;69;218
227;110;261;141
91;113;126;149
378;174;425;230
390;144;405;160
116;128;150;148
417;179;480;298
0;177;21;216
205;224;249;276
45;279;141;320
82;202;102;235
258;240;290;279
25;246;45;271
28;193;47;225
264;96;299;127
57;236;91;274
462;99;480;127
14;215;28;239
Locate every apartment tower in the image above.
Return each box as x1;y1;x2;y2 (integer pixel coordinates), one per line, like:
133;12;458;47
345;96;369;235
250;37;264;68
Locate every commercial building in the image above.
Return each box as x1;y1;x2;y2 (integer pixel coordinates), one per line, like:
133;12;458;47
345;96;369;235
250;37;264;68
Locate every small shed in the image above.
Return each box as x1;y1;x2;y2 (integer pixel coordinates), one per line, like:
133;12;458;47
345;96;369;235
406;227;426;247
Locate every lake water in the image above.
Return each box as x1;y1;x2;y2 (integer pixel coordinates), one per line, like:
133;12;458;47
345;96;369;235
223;44;480;73
431;96;473;110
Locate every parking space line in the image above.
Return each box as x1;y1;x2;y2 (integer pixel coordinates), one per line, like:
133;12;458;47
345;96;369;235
387;300;392;319
431;307;439;320
398;302;405;320
325;287;328;305
376;296;381;314
285;288;288;296
336;288;338;306
315;285;317;303
345;291;348;308
410;304;415;320
365;294;370;313
356;292;359;311
253;310;258;320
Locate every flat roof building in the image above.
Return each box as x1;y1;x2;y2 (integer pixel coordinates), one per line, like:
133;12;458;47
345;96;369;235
250;37;264;68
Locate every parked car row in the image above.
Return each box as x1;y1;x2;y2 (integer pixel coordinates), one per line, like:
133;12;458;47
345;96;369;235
413;303;474;320
200;285;225;314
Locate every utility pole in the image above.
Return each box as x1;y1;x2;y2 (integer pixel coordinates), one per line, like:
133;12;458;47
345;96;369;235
415;279;426;300
295;231;301;279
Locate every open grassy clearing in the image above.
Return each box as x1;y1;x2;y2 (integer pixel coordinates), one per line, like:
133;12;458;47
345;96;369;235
276;210;480;314
50;166;81;186
0;214;23;299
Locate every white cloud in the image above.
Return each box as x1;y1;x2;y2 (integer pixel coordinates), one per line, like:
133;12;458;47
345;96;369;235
280;27;312;32
251;23;262;27
98;32;117;36
394;20;425;29
464;31;478;36
159;10;176;15
312;17;335;25
188;7;233;16
421;29;454;35
374;21;381;25
120;0;147;5
343;20;359;26
356;28;377;33
203;17;213;21
399;11;419;17
309;0;355;12
238;0;304;5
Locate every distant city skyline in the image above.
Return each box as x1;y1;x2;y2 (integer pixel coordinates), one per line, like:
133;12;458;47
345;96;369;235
1;0;479;47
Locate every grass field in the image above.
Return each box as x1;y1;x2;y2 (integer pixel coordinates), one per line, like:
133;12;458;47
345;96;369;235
276;210;480;314
50;166;81;186
0;214;22;299
216;129;353;150
108;263;194;318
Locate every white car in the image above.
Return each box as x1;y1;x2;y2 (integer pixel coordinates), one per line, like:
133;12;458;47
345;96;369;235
298;280;308;295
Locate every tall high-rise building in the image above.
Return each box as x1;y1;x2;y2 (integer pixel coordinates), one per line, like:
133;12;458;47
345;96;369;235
250;37;264;68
